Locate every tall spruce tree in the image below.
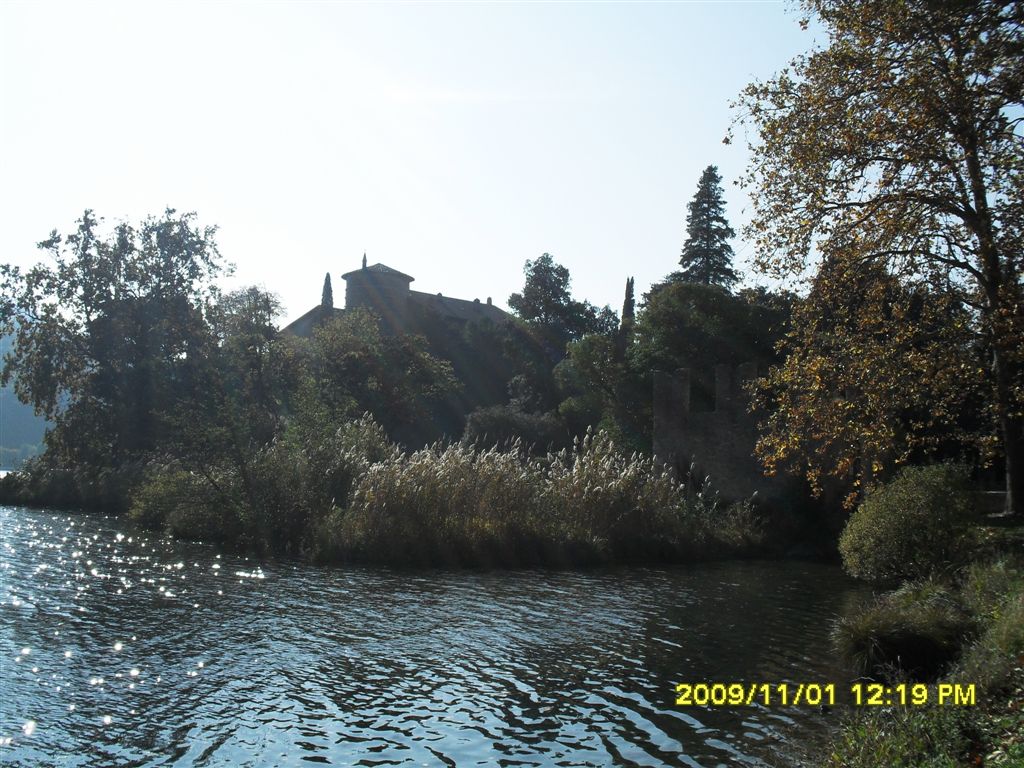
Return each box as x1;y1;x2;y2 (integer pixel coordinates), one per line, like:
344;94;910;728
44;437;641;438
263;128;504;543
678;165;739;290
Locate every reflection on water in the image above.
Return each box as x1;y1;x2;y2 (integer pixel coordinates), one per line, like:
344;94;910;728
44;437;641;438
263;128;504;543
0;506;869;767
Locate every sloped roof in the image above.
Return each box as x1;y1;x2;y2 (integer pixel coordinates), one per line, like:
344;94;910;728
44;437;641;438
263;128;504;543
408;290;509;323
279;305;342;336
341;263;414;282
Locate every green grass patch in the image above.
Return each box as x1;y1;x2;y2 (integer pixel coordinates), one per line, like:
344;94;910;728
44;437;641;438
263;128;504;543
833;579;975;681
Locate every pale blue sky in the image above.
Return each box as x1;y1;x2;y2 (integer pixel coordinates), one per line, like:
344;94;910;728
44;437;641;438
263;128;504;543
1;1;820;324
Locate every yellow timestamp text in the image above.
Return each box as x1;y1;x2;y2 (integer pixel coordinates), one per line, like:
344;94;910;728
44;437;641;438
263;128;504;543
674;682;977;707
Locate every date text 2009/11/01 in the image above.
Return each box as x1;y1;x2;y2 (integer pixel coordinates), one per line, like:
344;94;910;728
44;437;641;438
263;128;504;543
674;682;977;707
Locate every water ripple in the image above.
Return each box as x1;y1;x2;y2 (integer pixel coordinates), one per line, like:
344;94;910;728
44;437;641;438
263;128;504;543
0;506;869;767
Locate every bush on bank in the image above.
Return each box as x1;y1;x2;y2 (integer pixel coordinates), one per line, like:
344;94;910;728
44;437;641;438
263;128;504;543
313;440;550;566
131;415;398;555
0;457;146;514
838;464;974;583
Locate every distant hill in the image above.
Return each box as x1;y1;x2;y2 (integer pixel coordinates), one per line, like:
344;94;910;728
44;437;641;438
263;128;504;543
0;334;49;468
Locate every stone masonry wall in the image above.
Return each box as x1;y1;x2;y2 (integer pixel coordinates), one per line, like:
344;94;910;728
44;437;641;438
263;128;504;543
653;363;786;503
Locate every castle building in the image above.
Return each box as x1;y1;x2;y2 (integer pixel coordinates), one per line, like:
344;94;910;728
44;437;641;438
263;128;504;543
282;255;509;337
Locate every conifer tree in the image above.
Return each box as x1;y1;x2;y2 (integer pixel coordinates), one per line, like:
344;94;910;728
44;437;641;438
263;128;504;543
621;277;635;328
678;165;739;290
321;272;333;309
615;277;635;362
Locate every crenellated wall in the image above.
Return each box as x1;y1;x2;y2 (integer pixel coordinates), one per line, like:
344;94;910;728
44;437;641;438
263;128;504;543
653;363;787;502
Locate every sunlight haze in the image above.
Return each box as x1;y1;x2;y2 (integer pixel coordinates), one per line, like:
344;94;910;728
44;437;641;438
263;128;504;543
1;1;818;323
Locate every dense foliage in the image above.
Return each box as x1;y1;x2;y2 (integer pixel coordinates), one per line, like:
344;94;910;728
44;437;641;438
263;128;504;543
0;212;461;510
0;210;223;507
314;428;763;567
826;559;1024;767
734;0;1024;514
754;260;981;502
507;253;617;349
128;416;764;566
556;282;793;452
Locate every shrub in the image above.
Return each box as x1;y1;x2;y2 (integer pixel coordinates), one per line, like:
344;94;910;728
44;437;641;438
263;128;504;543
544;430;724;560
132;415;400;555
839;464;974;582
0;454;148;514
130;465;243;544
131;416;763;567
825;566;1024;768
833;579;975;681
241;416;400;554
956;567;1024;691
960;558;1024;621
463;405;569;453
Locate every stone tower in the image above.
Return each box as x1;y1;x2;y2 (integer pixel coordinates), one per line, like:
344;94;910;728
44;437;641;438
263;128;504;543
340;257;415;332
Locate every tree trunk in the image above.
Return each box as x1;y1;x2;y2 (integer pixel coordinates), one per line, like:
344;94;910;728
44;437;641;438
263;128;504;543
1000;406;1024;518
991;339;1023;518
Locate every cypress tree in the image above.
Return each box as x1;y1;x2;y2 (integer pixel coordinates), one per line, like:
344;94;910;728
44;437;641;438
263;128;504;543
678;165;739;290
615;276;635;362
621;277;635;327
321;272;334;309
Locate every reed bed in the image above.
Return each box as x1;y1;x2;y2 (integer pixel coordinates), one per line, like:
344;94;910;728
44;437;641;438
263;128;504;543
315;427;764;567
133;416;763;566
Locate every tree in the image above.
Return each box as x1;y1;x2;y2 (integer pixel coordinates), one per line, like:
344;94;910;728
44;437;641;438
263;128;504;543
556;282;792;453
0;209;224;471
631;282;791;410
203;286;290;448
508;253;617;347
753;257;981;506
506;253;617;414
615;276;636;363
303;309;459;445
321;272;334;309
167;286;299;513
734;0;1024;515
676;165;739;290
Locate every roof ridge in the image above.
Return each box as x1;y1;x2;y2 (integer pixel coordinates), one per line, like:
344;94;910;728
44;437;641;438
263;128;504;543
341;262;414;281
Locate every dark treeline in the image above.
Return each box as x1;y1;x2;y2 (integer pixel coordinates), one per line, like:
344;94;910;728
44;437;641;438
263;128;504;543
0;188;782;564
0;152;1013;545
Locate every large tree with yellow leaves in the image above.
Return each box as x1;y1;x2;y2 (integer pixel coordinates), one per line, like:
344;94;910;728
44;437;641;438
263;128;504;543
734;0;1023;514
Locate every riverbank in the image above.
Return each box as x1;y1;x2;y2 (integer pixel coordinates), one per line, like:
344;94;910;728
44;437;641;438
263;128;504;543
820;516;1024;767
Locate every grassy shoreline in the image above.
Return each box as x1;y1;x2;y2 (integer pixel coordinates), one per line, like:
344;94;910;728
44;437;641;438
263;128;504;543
819;515;1024;768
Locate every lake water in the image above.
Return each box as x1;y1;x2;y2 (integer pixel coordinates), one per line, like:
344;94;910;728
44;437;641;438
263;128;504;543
0;506;870;767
